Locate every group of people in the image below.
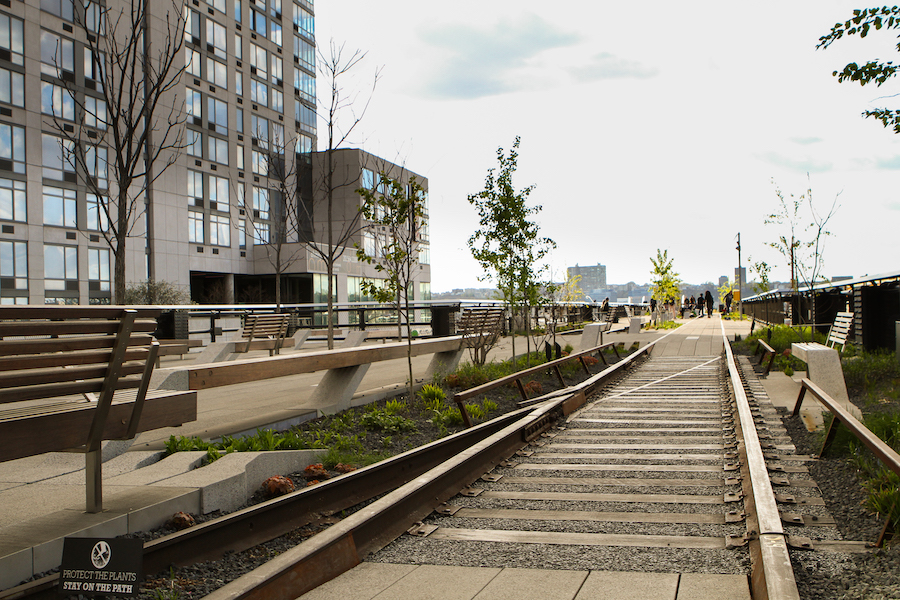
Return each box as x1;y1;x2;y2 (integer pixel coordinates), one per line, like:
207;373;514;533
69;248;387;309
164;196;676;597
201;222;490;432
685;291;715;318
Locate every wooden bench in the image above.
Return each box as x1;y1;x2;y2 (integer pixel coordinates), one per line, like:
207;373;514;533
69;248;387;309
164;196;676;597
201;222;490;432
0;306;198;512
155;338;203;365
754;338;777;376
826;311;853;353
234;312;290;355
457;308;505;364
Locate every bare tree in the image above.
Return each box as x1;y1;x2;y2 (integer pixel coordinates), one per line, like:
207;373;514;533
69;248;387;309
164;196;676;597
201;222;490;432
46;0;187;302
308;41;380;348
246;132;307;308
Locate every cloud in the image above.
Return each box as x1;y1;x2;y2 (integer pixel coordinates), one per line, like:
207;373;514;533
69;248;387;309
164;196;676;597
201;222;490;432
757;151;832;173
874;155;900;170
790;136;823;145
887;200;900;211
570;52;659;81
417;14;578;100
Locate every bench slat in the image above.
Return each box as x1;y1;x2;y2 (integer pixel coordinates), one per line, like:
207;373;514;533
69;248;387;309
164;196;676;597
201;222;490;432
0;348;150;371
0;306;162;319
0;334;156;357
0;390;196;462
0;319;158;337
0;362;148;389
0;375;145;404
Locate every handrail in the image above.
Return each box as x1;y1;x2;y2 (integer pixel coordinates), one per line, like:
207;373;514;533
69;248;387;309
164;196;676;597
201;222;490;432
793;378;900;545
755;338;777;376
452;342;619;426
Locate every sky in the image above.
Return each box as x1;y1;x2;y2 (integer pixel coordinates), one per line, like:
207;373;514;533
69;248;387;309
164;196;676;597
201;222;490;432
314;1;900;293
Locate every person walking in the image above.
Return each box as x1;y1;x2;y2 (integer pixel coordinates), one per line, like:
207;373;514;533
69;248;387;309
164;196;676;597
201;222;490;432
705;290;714;318
696;294;704;317
725;290;733;314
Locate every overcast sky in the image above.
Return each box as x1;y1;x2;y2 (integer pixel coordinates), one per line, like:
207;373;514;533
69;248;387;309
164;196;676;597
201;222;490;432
315;1;900;292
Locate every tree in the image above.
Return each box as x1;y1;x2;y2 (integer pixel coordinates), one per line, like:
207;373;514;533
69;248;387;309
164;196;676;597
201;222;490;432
123;279;191;304
356;174;426;402
649;249;680;320
309;42;380;348
47;0;187;302
248;132;308;308
818;7;900;132
749;259;772;296
766;177;839;331
468;137;555;368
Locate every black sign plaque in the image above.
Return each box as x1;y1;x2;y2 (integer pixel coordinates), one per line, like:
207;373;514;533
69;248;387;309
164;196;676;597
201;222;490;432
58;537;143;597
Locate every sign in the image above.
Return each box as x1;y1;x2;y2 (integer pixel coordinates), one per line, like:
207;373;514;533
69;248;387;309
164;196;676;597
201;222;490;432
59;538;143;597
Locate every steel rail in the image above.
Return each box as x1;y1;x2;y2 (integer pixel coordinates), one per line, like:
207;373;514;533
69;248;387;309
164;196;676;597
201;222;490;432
0;325;672;600
722;321;801;600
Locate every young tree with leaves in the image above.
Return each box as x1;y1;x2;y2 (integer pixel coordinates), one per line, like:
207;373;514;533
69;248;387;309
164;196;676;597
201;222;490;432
649;249;681;321
766;178;839;331
356;174;426;402
468;137;555;368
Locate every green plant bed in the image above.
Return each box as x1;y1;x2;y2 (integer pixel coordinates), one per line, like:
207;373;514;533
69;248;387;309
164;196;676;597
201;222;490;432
163;344;636;470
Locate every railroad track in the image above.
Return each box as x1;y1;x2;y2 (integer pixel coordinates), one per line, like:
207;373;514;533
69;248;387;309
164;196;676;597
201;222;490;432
3;325;868;600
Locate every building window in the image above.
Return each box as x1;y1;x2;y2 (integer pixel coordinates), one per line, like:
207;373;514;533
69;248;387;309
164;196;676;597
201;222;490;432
41;0;75;21
0;178;25;222
0;67;24;107
251;114;269;148
0;14;25;66
250;8;266;35
187;170;203;205
250;43;267;79
84;48;105;92
419;245;430;265
269;0;281;19
236;107;244;134
252;186;268;219
271;55;282;85
238;218;246;248
84;1;104;34
235;71;243;95
209;175;229;209
41;82;75;121
208;97;228;133
251;150;266;175
362;231;375;257
188;211;204;243
42;134;76;180
312;274;336;303
206;18;227;59
84;97;107;129
184;7;200;43
186;88;202;121
271;89;283;113
43;186;77;228
186;129;202;157
40;31;75;79
86;193;108;231
206;57;227;88
251;79;267;107
88;247;110;292
186;49;201;77
270;21;282;47
272;122;284;147
86;145;108;189
208;136;229;165
0;240;27;303
361;168;375;190
294;4;313;38
234;0;242;23
234;33;243;60
294;69;315;103
44;244;77;291
236;144;245;169
297;102;315;134
0;123;24;174
293;36;314;70
206;0;225;14
210;213;230;246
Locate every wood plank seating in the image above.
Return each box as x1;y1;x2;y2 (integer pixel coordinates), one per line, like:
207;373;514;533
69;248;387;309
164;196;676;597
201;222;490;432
754;338;777;376
155;336;471;416
155;338;203;365
234;312;291;355
826;311;853;353
0;306;198;512
457;308;505;364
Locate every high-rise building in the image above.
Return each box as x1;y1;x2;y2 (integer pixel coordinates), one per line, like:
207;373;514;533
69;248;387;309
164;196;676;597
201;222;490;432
567;263;606;294
0;0;429;311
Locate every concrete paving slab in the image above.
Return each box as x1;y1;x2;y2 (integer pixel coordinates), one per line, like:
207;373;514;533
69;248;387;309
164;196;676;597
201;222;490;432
300;563;419;600
107;451;206;486
472;568;589;600
369;565;501;600
575;571;678;600
676;573;750;599
31;451;163;485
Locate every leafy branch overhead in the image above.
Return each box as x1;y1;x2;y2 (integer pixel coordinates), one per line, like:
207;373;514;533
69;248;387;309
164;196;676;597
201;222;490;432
819;6;900;132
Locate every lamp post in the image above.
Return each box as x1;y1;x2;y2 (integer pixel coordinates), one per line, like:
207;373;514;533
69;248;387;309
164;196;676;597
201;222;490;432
735;233;742;316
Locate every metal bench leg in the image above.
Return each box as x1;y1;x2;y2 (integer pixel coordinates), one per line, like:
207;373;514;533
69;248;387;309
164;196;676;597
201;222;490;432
86;449;102;513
